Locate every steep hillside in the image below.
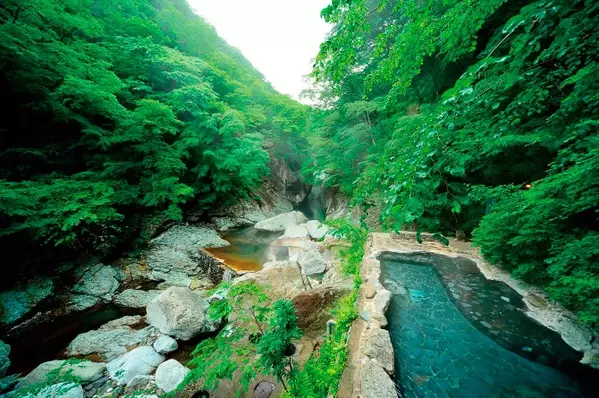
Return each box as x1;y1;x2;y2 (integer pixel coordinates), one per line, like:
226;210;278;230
304;0;599;326
0;0;308;282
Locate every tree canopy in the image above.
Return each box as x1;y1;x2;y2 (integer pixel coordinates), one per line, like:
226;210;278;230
0;0;308;279
304;0;599;326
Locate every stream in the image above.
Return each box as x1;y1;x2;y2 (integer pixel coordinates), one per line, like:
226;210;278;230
204;189;326;273
380;252;597;398
3;305;143;375
3;227;281;377
204;226;281;272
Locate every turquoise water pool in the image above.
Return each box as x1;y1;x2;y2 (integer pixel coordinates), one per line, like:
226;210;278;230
380;253;592;398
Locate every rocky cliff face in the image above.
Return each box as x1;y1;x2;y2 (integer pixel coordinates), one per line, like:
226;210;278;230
0;155;306;331
207;154;310;232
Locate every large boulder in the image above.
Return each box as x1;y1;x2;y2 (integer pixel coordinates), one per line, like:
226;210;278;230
0;277;54;324
292;286;351;338
72;263;120;301
153;335;178;354
364;329;395;375
270;236;318;263
209;192;294;232
254;211;308;232
0;340;10;378
152;224;229;250
234;266;307;300
305;220;330;240
361;360;397;398
298;247;326;276
36;382;84;398
17;360;105;390
67;294;99;312
113;290;161;309
262;261;297;270
146;225;228;287
283;224;309;239
66;315;155;361
146;287;217;340
107;346;164;386
154;359;189;393
126;374;154;389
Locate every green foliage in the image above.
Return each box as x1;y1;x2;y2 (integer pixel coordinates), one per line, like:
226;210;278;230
184;224;366;397
0;178;123;247
328;218;369;276
289;221;366;397
305;0;599;327
0;0;308;271
257;300;303;389
181;282;302;396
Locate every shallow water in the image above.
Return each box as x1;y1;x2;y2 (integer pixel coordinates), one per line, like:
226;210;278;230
380;254;594;398
205;226;281;272
4;305;142;374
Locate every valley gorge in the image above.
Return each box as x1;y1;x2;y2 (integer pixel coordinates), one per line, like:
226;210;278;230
1;0;598;397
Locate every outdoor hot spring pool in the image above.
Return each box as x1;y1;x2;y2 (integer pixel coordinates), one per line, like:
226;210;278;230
380;253;596;398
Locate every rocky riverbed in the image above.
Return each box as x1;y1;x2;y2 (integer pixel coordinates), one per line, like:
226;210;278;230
340;233;599;398
0;208;349;398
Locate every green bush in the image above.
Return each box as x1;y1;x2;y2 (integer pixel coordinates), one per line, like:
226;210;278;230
288;220;366;398
0;0;308;268
305;0;599;327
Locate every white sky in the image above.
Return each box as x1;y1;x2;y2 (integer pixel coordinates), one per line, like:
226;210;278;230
188;0;331;102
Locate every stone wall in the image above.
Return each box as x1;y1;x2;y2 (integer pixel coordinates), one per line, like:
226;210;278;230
340;232;599;397
339;235;397;398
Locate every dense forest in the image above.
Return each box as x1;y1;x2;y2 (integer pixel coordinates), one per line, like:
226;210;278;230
0;0;307;282
0;0;596;333
0;0;598;396
303;0;598;326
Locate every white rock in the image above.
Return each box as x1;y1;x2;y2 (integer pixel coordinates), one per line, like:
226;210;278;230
107;346;164;386
72;263;120;301
374;289;392;315
153;335;178;354
254;211;308;232
364;329;394;375
113;290;161;309
262;261;297;270
36;382;83;398
305;220;330;240
66;316;154;361
126;374;154;389
146;287;217;341
17;360;105;390
146;225;228;286
361;361;396;398
283;225;309;239
287;239;320;262
298;248;326;275
154;359;190;393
